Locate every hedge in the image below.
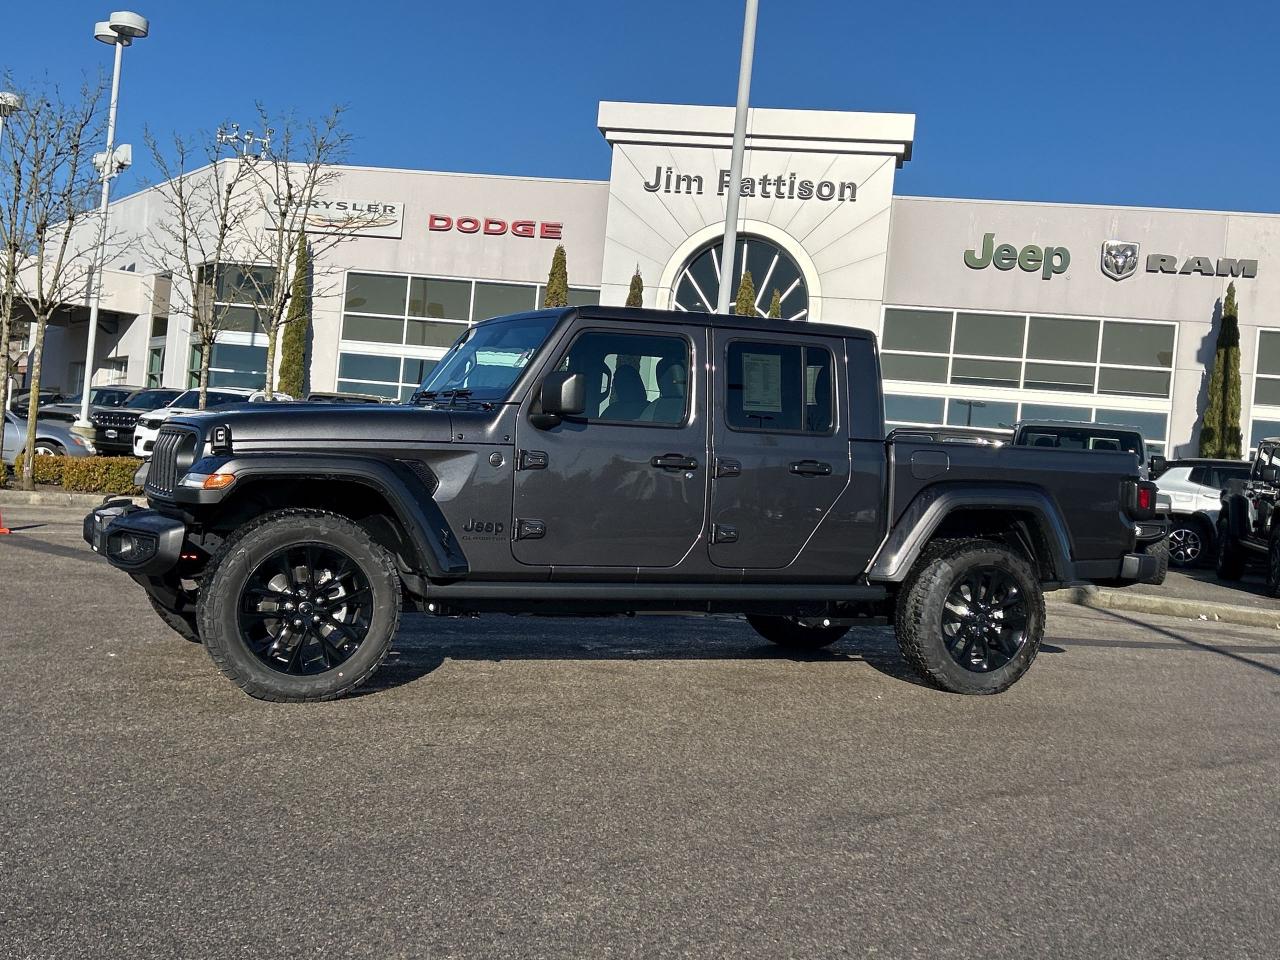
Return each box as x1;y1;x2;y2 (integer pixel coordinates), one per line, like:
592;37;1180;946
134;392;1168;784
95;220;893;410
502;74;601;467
8;453;141;495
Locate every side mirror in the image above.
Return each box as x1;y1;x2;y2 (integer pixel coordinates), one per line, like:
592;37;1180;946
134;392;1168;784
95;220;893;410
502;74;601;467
1148;455;1167;477
531;371;585;428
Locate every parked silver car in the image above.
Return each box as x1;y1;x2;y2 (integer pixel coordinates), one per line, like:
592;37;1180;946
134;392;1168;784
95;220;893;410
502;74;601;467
1;410;97;464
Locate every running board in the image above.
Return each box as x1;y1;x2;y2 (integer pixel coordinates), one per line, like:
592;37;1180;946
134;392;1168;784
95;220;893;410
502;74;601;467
425;582;887;602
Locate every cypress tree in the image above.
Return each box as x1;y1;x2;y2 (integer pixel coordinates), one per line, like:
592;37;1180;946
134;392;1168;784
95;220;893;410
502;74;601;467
277;234;310;399
734;270;756;317
1200;282;1243;458
625;267;644;307
768;288;782;319
542;244;569;307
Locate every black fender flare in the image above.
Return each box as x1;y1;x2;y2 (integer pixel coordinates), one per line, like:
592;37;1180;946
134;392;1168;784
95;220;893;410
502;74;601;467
180;453;468;579
867;482;1076;583
1219;494;1249;542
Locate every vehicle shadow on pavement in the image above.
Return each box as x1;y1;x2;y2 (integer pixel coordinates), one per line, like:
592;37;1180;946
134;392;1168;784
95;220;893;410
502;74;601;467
1083;607;1280;679
354;615;942;696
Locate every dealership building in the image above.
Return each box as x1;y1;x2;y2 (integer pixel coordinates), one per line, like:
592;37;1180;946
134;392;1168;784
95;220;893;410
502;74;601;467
34;100;1280;456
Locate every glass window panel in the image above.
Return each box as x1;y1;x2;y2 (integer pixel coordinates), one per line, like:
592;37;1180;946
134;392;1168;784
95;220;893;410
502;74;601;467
1097;367;1171;397
950;357;1021;388
882;308;952;354
409;277;471;319
1251;420;1280;450
1255;378;1280;406
151;315;168;339
884;394;945;425
1026;316;1100;362
558;331;690;425
567;287;600;307
341;314;404;344
1258;332;1280;377
881;353;949;383
473;282;537;320
209;343;266;374
219;305;262;333
211;264;274;304
406;319;468;348
345;273;407;315
401;358;438;386
338;353;400;383
1023;361;1095;393
337;379;400;399
724;341;801;432
953;312;1025;358
207;369;264;389
1100;322;1174;368
1019;403;1092;422
1099;409;1168;444
946;399;1018;429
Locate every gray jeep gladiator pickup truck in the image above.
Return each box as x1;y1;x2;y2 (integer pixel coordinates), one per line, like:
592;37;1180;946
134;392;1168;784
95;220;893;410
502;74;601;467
84;306;1163;702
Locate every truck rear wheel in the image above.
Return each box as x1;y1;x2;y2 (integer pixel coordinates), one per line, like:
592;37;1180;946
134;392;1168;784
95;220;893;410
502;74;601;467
198;509;401;702
1216;517;1246;581
746;615;850;650
894;539;1044;695
1141;537;1169;586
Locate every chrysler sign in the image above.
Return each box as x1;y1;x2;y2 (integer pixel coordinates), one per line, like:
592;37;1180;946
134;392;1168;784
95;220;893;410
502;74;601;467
273;198;404;239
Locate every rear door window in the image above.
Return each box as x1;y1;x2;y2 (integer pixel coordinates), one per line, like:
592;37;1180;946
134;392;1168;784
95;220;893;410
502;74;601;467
725;341;834;434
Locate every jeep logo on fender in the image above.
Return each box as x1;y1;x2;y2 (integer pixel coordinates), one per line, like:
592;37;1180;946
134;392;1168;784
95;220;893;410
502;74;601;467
462;517;505;536
964;233;1070;280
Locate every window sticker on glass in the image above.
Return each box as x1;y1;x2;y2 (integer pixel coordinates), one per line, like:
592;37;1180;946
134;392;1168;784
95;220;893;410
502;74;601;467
742;352;783;413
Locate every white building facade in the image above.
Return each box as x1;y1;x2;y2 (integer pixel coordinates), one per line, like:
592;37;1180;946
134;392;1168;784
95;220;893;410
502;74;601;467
36;100;1280;456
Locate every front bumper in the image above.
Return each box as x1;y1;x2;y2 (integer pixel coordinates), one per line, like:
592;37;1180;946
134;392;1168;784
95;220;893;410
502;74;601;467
83;501;186;575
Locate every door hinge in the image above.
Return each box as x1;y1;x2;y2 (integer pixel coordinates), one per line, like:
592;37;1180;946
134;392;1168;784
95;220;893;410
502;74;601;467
711;523;738;544
515;518;546;540
714;457;741;478
518;449;548;470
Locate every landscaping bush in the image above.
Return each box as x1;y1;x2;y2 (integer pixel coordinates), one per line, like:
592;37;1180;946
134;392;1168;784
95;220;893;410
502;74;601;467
61;456;143;495
13;452;68;486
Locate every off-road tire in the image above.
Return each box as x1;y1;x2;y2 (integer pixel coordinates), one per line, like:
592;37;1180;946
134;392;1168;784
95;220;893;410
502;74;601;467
197;508;401;703
147;593;201;643
746;614;850;650
1216;517;1246;581
894;538;1045;695
1142;537;1169;585
1267;533;1280;598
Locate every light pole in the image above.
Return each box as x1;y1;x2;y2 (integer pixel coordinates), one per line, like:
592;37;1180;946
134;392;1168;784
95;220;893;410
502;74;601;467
714;0;759;316
0;90;23;416
954;399;987;427
75;10;149;430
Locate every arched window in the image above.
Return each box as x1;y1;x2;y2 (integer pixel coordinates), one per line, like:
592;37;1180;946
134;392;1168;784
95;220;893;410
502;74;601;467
672;235;809;320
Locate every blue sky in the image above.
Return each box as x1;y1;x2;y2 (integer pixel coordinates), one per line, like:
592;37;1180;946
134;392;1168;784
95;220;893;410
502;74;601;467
9;1;1279;212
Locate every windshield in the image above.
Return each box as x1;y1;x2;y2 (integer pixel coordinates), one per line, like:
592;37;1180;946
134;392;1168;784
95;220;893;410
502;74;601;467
417;314;559;400
172;389;248;409
125;389;181;409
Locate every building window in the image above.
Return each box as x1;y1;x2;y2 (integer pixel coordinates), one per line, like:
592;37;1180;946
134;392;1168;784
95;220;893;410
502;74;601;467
881;307;1175;401
147;347;165;388
189;343;267;389
339;271;599;398
672;235;809;320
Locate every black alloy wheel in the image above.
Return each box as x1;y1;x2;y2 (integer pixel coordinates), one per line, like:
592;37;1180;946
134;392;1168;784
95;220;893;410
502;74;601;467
1167;523;1203;567
238;542;374;675
940;566;1029;673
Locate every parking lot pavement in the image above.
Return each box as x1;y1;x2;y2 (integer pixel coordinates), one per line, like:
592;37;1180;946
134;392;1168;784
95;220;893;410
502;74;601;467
1129;565;1280;610
2;504;1279;960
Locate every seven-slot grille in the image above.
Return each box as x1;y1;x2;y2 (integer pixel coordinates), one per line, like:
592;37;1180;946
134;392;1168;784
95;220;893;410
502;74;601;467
146;427;187;496
93;410;140;429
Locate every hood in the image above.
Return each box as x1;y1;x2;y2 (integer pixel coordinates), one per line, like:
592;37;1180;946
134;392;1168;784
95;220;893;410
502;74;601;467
168;402;457;448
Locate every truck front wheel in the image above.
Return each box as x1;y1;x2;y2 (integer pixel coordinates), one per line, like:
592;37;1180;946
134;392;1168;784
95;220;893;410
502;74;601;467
198;509;401;702
894;539;1045;695
746;615;850;650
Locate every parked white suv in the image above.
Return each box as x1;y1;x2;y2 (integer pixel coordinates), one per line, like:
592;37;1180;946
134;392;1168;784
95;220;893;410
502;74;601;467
133;387;293;458
1154;458;1251;566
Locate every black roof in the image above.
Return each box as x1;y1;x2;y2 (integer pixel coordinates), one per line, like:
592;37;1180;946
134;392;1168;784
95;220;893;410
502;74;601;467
479;306;877;342
1166;457;1250;467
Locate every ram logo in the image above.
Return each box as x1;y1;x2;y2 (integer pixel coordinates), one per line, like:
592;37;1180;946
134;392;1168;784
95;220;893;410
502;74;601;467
1101;241;1141;281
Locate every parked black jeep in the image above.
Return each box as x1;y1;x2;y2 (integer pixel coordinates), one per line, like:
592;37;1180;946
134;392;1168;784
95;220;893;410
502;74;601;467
85;307;1163;702
1216;438;1280;590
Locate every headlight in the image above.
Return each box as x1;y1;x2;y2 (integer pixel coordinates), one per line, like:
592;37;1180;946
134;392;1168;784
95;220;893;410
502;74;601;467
70;435;87;447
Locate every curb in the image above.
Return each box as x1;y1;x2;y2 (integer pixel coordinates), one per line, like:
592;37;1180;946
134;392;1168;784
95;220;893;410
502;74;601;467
1048;584;1280;629
0;489;141;508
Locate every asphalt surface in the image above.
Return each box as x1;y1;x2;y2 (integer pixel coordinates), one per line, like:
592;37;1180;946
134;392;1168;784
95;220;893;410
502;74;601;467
1;504;1278;960
1128;564;1280;610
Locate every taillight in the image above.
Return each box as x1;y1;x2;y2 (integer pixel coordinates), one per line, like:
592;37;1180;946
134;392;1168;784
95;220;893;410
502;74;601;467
1136;485;1154;512
1127;480;1158;519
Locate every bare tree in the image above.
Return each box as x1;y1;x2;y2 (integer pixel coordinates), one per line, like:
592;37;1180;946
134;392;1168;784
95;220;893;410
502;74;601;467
8;78;107;490
235;104;359;398
142;129;258;409
0;76;29;466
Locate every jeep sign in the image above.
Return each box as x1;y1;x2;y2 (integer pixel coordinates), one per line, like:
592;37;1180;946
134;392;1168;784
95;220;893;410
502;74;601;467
964;233;1070;280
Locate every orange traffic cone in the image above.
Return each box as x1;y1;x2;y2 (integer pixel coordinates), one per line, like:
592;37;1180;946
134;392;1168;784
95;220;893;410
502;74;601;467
0;510;9;535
